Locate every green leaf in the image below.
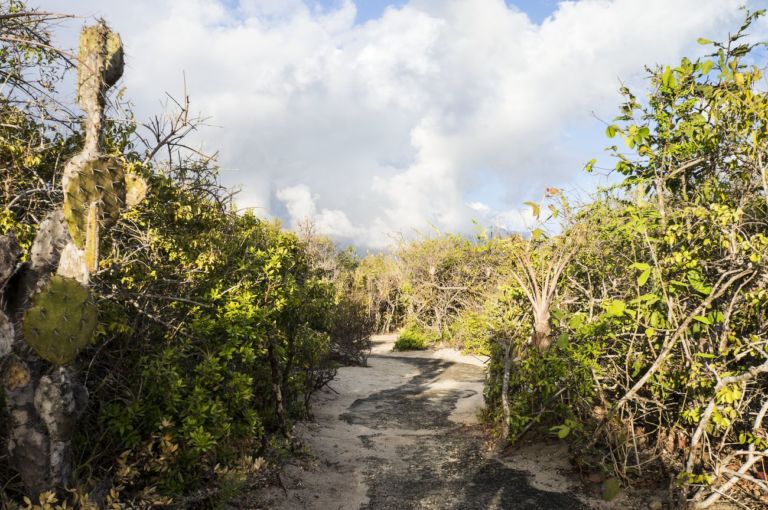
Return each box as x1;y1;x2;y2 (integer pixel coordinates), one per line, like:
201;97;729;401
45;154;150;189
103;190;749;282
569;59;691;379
697;37;713;45
687;271;712;295
605;125;619;138
637;268;651;287
632;359;643;377
662;66;671;86
661;66;675;88
585;158;597;172
568;313;585;330
547;204;559;219
693;315;712;325
556;332;569;349
605;300;626;317
524;201;540;219
630;262;651;286
550;424;571;439
701;60;714;75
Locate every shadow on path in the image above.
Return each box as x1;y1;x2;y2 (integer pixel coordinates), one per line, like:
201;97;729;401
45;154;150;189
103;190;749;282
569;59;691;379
341;356;587;509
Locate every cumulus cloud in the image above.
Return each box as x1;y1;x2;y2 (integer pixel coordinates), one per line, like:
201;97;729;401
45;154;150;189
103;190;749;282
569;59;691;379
37;0;761;247
276;184;362;238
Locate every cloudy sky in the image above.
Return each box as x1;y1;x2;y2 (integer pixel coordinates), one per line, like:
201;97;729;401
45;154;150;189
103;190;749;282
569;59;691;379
37;0;765;247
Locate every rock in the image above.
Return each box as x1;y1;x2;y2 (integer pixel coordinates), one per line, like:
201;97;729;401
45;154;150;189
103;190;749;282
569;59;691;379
648;498;663;510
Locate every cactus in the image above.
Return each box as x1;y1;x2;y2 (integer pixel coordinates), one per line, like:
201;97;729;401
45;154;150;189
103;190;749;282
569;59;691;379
63;156;126;248
77;23;124;105
0;21;138;496
0;311;12;358
21;276;97;366
0;233;21;287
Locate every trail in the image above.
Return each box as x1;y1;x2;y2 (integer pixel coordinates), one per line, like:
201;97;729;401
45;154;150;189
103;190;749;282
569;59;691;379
254;335;591;509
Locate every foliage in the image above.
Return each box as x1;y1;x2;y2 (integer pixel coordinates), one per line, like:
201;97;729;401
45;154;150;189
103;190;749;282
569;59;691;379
393;322;435;351
481;12;768;508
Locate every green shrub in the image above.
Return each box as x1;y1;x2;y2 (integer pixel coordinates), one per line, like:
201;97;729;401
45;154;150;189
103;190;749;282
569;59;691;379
394;323;435;351
449;310;492;356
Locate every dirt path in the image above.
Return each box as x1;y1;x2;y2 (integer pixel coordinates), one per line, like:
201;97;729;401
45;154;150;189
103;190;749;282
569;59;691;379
254;335;592;509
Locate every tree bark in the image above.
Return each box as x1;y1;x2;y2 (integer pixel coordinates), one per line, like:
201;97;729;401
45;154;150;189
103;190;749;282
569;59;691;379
501;340;513;443
531;306;552;352
267;338;290;437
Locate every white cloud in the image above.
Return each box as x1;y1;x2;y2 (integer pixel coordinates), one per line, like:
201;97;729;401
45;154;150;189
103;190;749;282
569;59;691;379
37;0;761;247
467;202;490;215
276;184;362;238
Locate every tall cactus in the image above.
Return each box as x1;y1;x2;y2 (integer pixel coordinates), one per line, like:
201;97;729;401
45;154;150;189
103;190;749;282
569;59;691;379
0;21;145;496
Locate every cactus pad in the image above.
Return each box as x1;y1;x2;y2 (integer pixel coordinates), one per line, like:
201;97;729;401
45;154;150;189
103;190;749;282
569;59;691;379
63;156;126;248
21;275;97;365
78;23;124;103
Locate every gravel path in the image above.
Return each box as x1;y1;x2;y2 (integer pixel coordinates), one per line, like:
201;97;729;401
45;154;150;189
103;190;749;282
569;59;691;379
254;335;590;509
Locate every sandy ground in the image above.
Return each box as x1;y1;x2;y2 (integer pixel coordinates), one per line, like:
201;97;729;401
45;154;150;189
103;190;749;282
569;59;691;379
245;334;625;509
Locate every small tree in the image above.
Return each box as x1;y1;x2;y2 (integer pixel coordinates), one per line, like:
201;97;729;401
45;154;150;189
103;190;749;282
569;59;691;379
507;191;580;352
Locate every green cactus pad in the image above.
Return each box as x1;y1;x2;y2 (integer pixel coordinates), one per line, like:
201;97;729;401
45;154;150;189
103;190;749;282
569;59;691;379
63;156;126;248
21;275;98;365
78;23;124;101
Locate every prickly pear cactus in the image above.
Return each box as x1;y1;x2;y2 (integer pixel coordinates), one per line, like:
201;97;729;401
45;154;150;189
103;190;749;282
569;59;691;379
63;156;126;248
21;275;98;365
77;24;124;105
0;21;139;496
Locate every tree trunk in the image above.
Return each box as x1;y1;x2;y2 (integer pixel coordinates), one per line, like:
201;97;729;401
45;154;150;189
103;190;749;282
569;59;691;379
501;340;512;443
267;338;290;437
531;307;552;352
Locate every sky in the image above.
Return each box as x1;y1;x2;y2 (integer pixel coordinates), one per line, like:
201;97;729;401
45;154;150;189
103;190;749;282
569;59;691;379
34;0;767;248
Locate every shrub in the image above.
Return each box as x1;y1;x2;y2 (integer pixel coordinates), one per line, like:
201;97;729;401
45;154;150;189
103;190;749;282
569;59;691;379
330;295;375;365
393;323;435;351
449;309;492;356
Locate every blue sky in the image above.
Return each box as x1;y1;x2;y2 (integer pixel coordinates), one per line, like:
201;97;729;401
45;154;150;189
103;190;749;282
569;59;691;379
308;0;560;24
38;0;763;247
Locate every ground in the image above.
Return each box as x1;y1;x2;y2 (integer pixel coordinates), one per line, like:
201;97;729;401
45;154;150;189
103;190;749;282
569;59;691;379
248;335;610;509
